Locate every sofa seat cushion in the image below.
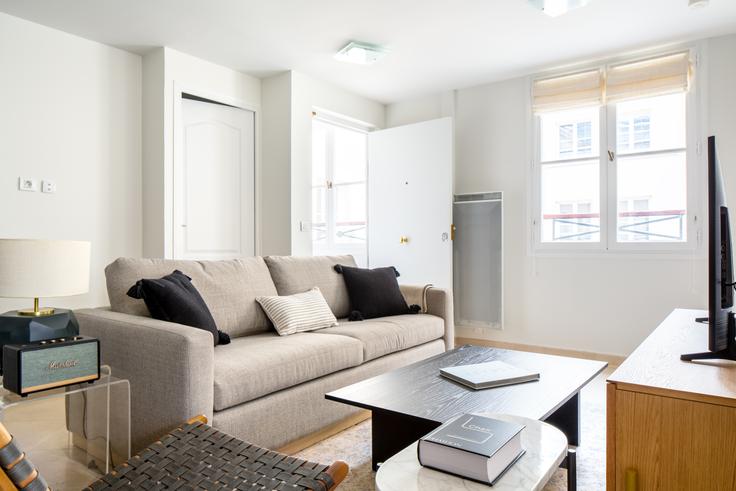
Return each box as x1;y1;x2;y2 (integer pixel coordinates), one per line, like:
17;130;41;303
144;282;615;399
213;332;363;411
106;257;278;338
264;255;357;319
312;314;445;362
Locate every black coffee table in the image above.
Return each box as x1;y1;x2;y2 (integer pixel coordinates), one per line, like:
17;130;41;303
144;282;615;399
326;344;607;471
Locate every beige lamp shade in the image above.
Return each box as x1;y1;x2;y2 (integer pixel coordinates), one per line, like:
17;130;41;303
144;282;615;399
0;239;91;299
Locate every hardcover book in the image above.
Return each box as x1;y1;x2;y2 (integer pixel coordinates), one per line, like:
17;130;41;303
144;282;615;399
440;360;540;390
418;413;525;485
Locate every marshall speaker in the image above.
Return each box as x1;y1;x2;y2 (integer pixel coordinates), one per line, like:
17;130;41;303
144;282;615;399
2;336;100;396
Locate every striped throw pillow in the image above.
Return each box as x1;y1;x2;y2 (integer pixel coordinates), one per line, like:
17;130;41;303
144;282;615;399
256;287;338;336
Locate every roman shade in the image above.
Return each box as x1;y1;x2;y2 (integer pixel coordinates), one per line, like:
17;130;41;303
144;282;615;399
606;51;691;103
532;52;692;112
532;69;602;113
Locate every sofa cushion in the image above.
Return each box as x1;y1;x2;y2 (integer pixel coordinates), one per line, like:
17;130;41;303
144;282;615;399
313;314;445;362
334;264;410;319
256;287;338;336
213;332;363;411
264;255;357;318
127;270;227;346
106;257;277;337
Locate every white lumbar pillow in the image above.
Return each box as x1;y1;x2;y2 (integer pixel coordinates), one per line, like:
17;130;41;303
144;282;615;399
256;287;338;336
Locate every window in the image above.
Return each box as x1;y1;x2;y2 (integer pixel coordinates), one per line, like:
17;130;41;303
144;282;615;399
311;117;368;265
539;106;601;243
615;93;687;244
532;51;694;251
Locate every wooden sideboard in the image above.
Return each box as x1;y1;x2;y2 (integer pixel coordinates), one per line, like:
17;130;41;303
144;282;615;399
607;309;736;490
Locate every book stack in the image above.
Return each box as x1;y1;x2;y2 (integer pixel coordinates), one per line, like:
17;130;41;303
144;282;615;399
418;413;525;485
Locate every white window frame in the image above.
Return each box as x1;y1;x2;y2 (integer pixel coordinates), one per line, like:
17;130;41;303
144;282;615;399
530;46;704;255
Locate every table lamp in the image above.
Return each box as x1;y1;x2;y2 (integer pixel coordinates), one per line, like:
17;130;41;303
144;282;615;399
0;239;91;372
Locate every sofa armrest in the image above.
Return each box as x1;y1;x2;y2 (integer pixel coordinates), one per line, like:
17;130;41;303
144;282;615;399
75;308;214;452
399;285;454;350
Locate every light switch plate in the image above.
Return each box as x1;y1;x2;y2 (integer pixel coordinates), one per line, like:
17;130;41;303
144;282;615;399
41;180;56;193
18;177;38;192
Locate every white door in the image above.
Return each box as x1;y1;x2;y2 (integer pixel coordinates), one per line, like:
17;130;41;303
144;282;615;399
368;117;453;288
174;98;255;259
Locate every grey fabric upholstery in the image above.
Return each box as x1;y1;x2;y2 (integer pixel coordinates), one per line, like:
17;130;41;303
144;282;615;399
313;314;445;361
213;332;363;411
264;255;356;318
400;285;455;350
105;257;277;337
76;308;214;453
213;340;446;449
77;256;454;454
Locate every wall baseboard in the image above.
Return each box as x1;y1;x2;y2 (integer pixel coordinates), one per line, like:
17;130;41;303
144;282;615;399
277;410;371;455
455;337;625;367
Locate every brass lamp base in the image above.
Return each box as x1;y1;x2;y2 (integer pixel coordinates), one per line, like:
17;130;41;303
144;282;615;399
17;298;55;317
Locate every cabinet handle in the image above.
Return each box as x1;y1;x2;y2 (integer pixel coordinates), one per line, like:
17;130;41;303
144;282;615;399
625;468;638;491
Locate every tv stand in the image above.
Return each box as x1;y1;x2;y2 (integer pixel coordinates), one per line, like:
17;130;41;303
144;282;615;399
681;312;736;361
607;309;736;490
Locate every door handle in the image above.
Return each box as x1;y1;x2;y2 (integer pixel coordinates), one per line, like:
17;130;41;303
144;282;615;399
399;236;409;244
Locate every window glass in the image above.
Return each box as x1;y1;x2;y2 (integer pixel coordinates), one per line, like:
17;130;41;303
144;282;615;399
311;118;368;264
333;126;367;183
616;93;686;154
615;93;687;242
617;151;687;242
541;159;600;242
540;106;599;162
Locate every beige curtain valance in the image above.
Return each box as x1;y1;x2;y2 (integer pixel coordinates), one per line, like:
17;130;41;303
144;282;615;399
606;52;691;103
532;69;602;113
532;52;692;112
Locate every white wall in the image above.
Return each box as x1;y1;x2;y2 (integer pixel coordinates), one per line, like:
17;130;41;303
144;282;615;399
386;92;455;128
706;35;736;214
142;47;261;257
0;12;142;310
387;35;736;356
261;72;293;255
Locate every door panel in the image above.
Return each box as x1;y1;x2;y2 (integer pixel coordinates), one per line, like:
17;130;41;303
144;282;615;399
368;118;453;288
175;98;255;259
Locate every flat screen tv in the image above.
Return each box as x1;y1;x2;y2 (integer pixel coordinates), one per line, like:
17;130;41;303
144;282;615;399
682;136;736;361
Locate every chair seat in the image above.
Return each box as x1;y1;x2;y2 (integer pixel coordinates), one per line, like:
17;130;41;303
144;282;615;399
312;314;445;361
86;420;343;491
214;332;363;411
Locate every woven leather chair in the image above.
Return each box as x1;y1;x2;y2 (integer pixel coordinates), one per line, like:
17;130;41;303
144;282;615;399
0;416;348;491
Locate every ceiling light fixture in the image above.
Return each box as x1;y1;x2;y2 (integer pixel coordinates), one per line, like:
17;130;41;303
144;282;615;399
334;41;389;65
528;0;593;17
688;0;709;8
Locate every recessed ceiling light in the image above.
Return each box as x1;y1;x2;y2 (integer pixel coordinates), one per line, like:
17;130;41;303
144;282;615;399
334;41;389;65
689;0;709;8
528;0;593;17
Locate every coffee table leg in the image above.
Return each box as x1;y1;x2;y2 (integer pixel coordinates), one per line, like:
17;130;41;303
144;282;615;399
565;448;576;491
544;392;580;447
371;410;441;471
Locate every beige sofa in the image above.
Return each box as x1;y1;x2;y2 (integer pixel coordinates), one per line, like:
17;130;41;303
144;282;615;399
76;255;453;453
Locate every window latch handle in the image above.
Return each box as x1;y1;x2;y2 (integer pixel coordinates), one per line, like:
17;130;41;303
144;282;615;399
607;150;615;162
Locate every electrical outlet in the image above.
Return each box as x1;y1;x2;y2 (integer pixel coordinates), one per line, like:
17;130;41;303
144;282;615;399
18;177;38;192
41;180;56;193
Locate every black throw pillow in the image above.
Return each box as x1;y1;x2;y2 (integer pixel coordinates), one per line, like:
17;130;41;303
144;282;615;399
334;264;419;320
126;270;230;346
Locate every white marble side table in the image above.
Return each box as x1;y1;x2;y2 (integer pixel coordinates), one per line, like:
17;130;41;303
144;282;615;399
375;414;571;491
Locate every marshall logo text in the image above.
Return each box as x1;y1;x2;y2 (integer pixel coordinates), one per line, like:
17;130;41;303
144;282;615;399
46;359;80;371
